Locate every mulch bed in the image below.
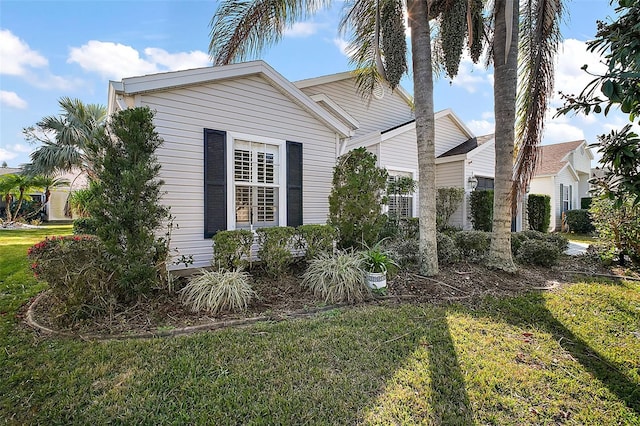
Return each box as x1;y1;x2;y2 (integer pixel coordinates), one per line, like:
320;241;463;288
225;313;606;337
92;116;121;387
25;254;623;339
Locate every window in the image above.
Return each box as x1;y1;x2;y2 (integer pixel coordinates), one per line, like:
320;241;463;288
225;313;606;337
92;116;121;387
476;177;494;191
233;140;280;229
204;129;302;238
562;184;572;212
387;170;414;219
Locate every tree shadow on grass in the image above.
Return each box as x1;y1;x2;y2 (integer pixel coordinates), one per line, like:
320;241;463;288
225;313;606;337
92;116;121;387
466;290;640;415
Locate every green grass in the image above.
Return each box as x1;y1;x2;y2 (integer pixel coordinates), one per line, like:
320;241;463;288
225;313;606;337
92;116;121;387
563;232;598;244
1;226;639;424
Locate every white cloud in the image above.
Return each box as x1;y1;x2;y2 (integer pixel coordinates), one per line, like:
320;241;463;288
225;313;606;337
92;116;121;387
0;148;18;163
467;119;494;135
68;41;211;80
542;121;585;144
69;41;159;79
144;48;210;70
481;111;494;120
333;37;354;57
285;22;322;38
0;91;28;109
449;57;490;93
11;143;33;153
0;29;48;76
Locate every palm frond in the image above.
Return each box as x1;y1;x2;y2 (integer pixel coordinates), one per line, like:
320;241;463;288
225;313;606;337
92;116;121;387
209;0;329;65
513;0;564;207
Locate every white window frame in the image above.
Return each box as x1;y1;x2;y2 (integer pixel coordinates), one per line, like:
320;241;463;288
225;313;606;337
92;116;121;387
562;184;572;212
384;166;417;218
226;132;287;231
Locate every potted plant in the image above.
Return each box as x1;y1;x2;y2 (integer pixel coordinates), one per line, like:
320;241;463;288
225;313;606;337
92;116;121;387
361;244;398;289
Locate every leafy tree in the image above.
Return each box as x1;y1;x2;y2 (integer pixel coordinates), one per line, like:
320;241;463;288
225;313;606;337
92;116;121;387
559;0;640;205
88;107;169;300
23;97;107;180
328;148;388;249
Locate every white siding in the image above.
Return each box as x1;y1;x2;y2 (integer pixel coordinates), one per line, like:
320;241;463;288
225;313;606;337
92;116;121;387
300;79;414;137
434;115;472;157
555;166;579;231
139;75;338;268
569;144;592;174
436;161;465;228
379;130;418;178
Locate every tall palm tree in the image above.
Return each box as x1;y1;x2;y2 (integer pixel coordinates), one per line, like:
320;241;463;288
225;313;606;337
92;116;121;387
0;174;19;222
23;97;107;180
486;0;563;272
208;0;483;276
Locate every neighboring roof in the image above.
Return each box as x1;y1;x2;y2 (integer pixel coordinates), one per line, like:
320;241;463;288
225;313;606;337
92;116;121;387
438;137;478;158
476;133;494;145
109;61;352;137
294;72;414;107
534;140;586;177
0;167;22;176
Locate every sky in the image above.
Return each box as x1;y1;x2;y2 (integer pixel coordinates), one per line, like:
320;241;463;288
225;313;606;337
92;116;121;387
0;0;633;168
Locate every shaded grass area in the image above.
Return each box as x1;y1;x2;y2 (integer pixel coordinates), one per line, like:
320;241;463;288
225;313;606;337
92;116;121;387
1;227;639;424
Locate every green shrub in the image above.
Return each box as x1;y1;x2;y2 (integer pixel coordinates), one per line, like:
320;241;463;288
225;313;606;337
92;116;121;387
72;217;97;235
581;197;592;210
528;194;551;232
510;232;528;255
565;209;595;234
544;233;569;253
27;235;116;320
179;269;255;314
437;232;460;265
590;196;640;266
454;230;490;262
516;239;561;267
68;186;96;218
302;251;369;304
256;226;296;277
88;107;169;300
436;187;465;230
296;224;337;260
469;190;494;231
361;243;398;275
511;231;568;256
383;238;419;268
212;229;254;271
379;216;419;240
329;148;388;249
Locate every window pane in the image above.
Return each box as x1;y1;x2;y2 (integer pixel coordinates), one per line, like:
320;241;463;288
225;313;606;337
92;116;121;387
257;152;275;184
257;187;278;224
235;186;252;225
234;149;251;182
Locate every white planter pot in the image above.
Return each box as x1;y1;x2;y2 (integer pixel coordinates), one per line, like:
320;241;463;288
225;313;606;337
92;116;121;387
366;271;387;289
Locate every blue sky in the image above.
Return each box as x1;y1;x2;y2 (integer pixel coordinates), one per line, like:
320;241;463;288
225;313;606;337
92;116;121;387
0;0;631;167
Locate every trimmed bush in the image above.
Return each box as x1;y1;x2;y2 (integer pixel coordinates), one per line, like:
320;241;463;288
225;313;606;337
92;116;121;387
27;235;116;320
180;269;255;314
581;197;592;210
436;187;465;230
212;229;254;271
302;251;369;304
565;209;595;234
469;190;494;231
516;239;561;267
329;148;388;249
528;194;551;232
296;224;337;260
511;230;568;256
454;230;491;262
72;217;97;235
383;237;419;268
256;226;297;278
437;232;461;265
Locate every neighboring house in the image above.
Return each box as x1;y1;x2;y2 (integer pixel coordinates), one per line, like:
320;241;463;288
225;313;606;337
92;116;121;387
0;166;84;222
107;61;492;268
529;140;594;231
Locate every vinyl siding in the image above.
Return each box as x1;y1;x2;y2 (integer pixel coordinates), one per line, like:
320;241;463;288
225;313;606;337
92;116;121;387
434;115;472;157
436;161;465;228
138;74;338;268
529;176;555;231
555;166;578;231
299;79;414;136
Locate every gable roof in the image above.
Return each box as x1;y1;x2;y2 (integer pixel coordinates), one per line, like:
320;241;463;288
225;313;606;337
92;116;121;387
108;60;352;137
294;72;414;107
438;137;478;158
534;140;586;177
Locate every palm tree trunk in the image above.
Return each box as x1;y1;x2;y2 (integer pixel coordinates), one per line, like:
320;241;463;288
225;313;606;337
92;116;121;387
488;0;518;272
12;189;26;221
409;0;438;276
4;194;12;222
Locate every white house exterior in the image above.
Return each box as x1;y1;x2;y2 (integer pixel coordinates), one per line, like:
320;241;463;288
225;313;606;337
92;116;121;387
529;140;594;231
107;61;496;268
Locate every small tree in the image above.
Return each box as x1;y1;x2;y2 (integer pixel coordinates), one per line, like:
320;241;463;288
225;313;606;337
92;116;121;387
88;107;169;300
436;187;465;230
590;195;640;266
469;190;494;232
527;194;551;232
329;148;388;249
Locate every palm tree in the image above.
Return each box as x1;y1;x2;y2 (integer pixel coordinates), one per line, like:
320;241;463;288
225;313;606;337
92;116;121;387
23;97;107;180
208;0;483;276
486;0;563;272
0;174;19;222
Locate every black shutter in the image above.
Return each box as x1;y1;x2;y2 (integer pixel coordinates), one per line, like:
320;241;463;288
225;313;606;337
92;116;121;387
286;141;303;227
204;129;227;238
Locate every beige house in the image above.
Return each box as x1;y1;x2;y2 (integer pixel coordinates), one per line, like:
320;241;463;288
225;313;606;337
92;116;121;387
107;61;496;268
529;140;594;231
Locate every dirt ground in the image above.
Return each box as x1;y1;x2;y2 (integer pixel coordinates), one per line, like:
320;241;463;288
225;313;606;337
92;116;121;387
26;253;630;338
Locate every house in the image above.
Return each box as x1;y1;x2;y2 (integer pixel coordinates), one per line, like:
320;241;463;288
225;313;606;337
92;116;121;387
529;140;594;231
107;61;495;268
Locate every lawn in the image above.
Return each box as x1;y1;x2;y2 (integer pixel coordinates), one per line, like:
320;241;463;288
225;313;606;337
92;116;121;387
1;226;639;424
